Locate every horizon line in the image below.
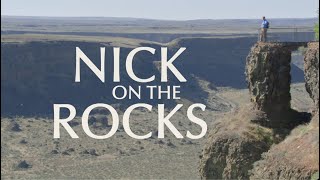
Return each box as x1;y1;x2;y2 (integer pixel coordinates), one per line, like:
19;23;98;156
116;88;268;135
1;14;318;21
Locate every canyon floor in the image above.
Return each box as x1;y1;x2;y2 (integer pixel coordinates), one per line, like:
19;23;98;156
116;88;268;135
1;82;313;179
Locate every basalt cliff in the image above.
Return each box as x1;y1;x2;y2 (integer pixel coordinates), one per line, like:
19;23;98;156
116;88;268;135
199;42;319;180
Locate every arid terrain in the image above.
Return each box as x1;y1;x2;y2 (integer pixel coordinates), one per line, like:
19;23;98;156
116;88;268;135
1;16;318;179
1;83;313;179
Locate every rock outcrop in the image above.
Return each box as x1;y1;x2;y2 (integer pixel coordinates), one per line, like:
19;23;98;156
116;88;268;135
199;106;287;179
304;42;319;110
246;43;292;112
245;42;307;113
250;42;319;180
199;42;318;180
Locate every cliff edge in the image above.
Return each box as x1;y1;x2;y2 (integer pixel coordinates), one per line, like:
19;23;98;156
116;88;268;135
199;42;319;180
250;42;319;180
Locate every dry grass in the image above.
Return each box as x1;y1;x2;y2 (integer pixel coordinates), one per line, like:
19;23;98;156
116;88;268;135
273;113;319;170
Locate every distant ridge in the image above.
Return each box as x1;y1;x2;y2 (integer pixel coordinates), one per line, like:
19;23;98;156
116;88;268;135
1;15;318;25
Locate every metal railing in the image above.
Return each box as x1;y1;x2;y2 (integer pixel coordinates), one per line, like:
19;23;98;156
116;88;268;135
257;27;316;42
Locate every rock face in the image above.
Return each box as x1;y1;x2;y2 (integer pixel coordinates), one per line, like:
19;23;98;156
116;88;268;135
250;42;319;180
250;113;319;180
304;42;319;110
245;42;306;113
199;107;282;180
199;42;317;180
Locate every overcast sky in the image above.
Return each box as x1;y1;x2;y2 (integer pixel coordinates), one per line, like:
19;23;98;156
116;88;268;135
1;0;319;20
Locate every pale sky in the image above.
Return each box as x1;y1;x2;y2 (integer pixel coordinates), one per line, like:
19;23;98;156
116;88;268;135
1;0;319;20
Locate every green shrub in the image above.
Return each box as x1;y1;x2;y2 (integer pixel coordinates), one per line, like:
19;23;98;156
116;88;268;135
311;171;319;180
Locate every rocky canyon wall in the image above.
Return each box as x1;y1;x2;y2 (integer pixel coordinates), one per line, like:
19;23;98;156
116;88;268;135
304;42;319;111
199;42;319;180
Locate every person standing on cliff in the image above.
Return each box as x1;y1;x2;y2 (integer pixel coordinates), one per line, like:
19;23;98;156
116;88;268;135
260;16;270;42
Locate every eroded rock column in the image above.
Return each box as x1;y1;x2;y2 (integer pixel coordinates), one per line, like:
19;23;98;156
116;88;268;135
246;43;293;112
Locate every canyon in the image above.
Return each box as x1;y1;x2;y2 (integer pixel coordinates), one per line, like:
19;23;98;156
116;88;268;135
1;16;318;179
